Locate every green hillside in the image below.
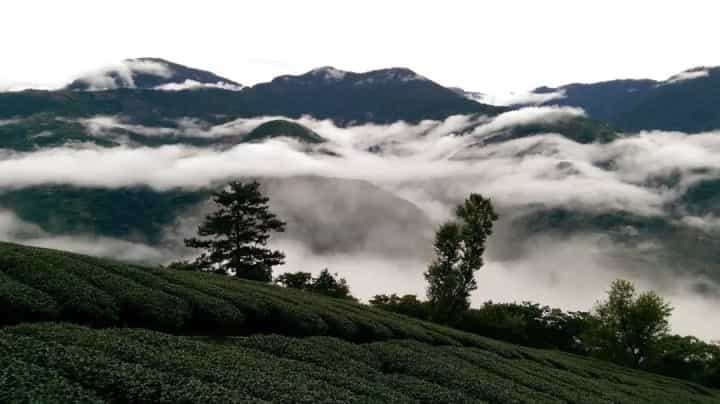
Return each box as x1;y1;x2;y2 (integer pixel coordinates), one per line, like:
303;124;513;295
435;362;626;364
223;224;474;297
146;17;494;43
244;120;326;144
0;241;718;403
481;116;618;144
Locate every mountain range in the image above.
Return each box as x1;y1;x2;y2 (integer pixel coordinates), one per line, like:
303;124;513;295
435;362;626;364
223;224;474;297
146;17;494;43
0;59;501;126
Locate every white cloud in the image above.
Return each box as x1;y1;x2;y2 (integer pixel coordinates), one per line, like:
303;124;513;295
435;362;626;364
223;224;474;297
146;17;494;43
470;106;586;138
682;215;720;233
71;59;173;90
77;115;289;139
3;108;719;221
79;116;176;137
664;68;710;84
0;119;21;127
0;82;60;92
154;79;244;91
3;108;720;339
276;234;720;341
472;90;567;106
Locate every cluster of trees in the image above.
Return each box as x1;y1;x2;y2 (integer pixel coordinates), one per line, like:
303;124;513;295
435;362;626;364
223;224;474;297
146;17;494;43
181;180;354;300
370;284;720;387
275;269;355;300
181;180;719;387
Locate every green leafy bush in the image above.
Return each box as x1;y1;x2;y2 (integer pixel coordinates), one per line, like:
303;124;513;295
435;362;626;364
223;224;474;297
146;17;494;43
2;323;717;404
0;272;59;325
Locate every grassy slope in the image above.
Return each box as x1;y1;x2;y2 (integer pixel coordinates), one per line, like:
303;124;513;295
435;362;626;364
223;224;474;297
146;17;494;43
0;241;718;403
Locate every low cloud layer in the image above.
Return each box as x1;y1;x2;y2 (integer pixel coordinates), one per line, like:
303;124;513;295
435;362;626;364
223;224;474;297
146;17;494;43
2;106;720;339
473;90;567;106
154;79;244;91
2;108;718;220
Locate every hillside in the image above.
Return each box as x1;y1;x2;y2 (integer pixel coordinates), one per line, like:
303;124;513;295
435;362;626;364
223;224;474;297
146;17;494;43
0;242;718;403
536;66;720;132
244;120;325;143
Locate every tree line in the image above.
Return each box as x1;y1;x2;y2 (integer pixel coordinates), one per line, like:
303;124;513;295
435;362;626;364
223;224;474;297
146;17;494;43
178;179;720;388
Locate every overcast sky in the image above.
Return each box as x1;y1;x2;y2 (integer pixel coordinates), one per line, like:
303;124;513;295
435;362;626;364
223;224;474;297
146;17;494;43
3;0;719;93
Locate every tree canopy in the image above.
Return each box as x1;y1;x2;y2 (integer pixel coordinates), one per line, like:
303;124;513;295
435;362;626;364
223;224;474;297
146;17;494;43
185;180;285;282
587;279;673;367
276;269;355;300
425;193;498;323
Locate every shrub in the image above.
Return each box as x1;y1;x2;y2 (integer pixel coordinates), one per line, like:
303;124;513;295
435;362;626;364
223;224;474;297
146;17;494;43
0;272;59;325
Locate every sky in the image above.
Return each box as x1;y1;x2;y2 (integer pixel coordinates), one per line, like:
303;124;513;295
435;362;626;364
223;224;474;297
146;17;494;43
2;0;720;93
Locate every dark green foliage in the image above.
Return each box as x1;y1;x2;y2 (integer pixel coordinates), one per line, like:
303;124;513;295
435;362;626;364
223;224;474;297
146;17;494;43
185;180;286;281
457;302;591;352
646;335;720;386
425;194;498;323
0;356;105;403
0;272;59;325
310;269;354;300
586;279;673;368
369;294;430;320
0;241;484;343
275;271;312;289
276;269;356;300
370;295;592;352
1;323;718;403
1;241;719;397
0;245;120;326
80;256;246;334
371;289;719;389
27;248;192;331
243;119;325;143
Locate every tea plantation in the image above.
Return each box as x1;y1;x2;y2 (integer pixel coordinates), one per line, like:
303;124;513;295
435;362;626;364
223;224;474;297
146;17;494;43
1;241;719;403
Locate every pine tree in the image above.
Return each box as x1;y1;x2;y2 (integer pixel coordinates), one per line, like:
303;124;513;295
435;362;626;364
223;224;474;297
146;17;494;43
184;180;286;281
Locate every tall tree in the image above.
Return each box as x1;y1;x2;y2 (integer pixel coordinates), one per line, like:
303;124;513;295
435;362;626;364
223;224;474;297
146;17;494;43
425;193;498;324
185;180;285;282
588;279;673;368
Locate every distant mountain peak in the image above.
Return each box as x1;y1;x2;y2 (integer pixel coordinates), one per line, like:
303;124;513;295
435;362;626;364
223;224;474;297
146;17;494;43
307;66;349;81
273;66;429;86
244;120;325;144
66;58;241;91
361;67;428;83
